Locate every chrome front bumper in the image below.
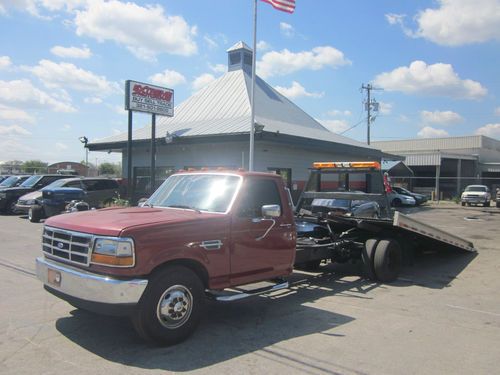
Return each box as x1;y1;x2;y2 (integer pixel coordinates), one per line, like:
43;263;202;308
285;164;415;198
36;257;148;305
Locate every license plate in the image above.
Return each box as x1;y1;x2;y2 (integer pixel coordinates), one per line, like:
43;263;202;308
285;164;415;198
48;269;61;287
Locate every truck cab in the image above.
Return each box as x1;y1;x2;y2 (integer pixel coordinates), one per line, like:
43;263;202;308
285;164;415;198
36;170;296;345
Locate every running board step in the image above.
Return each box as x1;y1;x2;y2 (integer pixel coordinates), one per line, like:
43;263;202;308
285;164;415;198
207;280;289;302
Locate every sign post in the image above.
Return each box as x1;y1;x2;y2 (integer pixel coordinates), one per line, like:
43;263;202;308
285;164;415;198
125;80;174;201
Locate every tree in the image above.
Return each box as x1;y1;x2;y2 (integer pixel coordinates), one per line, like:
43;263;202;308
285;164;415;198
98;162;119;176
22;160;48;174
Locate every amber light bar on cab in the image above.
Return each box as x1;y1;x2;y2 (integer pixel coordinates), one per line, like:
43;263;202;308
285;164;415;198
312;161;381;170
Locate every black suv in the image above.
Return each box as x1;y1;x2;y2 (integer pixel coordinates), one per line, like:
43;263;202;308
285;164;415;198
0;175;74;214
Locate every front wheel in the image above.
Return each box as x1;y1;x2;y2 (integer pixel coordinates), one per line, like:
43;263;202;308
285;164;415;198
132;265;205;346
29;205;45;223
484;201;491;207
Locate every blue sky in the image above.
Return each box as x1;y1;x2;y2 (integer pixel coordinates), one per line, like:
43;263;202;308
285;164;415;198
1;0;499;164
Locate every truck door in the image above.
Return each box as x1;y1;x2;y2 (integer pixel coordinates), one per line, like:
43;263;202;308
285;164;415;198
230;176;296;286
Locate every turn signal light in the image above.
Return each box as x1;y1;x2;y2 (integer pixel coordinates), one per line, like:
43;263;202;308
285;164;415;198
91;253;134;267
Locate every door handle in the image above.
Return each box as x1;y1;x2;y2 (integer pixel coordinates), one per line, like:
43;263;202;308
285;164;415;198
279;223;292;228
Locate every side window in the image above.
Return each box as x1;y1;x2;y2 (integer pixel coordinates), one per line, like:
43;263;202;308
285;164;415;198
39;176;60;186
105;180;119;189
93;180;109;191
66;181;83;188
82;180;99;191
237;178;282;218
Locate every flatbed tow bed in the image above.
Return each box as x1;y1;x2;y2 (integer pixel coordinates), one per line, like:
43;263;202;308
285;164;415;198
293;162;475;282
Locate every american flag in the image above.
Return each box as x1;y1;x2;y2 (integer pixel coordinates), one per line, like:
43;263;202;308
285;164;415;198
261;0;296;13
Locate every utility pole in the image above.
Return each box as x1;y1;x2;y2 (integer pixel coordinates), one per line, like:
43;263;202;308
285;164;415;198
361;84;381;145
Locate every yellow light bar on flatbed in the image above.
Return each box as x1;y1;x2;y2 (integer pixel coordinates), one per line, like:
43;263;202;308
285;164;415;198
312;161;381;170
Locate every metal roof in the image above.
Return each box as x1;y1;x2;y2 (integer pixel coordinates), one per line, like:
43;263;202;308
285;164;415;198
90;68;376;152
372;135;500;153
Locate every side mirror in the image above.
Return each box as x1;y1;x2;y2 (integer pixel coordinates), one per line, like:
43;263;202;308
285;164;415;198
261;204;280;218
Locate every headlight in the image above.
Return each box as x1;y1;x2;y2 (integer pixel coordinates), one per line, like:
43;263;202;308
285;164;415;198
26;199;36;205
91;237;135;267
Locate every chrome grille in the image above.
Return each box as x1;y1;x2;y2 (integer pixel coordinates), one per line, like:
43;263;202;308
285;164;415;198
42;226;93;266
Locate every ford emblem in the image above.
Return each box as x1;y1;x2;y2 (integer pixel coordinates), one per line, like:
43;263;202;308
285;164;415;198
57;242;64;249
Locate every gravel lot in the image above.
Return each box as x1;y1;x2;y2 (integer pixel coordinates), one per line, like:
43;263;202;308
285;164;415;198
0;204;499;375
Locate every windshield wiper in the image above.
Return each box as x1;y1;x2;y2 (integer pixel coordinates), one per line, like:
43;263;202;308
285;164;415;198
166;204;202;213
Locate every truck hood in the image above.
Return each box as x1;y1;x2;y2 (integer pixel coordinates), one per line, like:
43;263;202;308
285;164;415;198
44;206;224;236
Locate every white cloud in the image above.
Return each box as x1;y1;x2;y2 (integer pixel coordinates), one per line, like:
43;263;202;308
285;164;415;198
61;124;72;131
50;45;92;59
256;40;271;52
0;56;12;69
0;125;32;136
149;69;186;87
258;46;351;78
274;81;324;99
55;142;68;150
192;73;216;92
475;123;500;138
209;63;226;74
0;104;36;124
327;109;352;117
420;110;463;125
378;101;393;115
494;107;500;116
373;60;487;100
74;1;197;61
318;119;350;133
280;22;294;37
417;126;449;138
84;96;103;104
413;0;500;46
26;59;118;95
0;79;76;112
204;35;218;49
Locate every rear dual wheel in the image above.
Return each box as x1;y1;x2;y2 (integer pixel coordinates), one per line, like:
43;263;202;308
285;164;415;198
363;238;402;282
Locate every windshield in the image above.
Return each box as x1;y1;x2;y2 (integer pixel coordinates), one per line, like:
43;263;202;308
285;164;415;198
0;176;19;187
465;186;486;192
42;179;71;190
146;174;241;213
20;175;42;188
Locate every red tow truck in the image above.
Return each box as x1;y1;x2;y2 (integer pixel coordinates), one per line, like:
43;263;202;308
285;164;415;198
36;162;475;345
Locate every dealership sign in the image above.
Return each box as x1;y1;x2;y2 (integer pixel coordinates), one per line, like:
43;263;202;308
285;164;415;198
125;80;174;117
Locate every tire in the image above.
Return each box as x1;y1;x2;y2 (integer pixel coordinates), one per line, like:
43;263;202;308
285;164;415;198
496;201;500;208
484;201;490;207
392;198;401;207
461;202;465;206
29;205;44;223
296;260;322;271
362;239;378;280
7;200;17;215
373;239;402;282
132;265;205;346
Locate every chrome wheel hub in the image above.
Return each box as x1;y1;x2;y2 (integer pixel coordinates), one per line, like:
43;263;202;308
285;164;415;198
157;285;193;329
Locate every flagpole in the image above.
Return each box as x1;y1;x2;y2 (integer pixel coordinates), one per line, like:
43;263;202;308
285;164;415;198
249;0;257;171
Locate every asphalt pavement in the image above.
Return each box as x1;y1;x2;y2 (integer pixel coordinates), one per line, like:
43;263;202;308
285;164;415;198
0;204;499;375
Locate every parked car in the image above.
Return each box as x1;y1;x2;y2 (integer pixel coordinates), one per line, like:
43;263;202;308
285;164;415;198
461;185;491;207
0;175;30;190
391;186;428;205
16;177;119;215
0;174;74;214
387;191;416;207
29;187;88;223
309;197;381;218
0;175;11;184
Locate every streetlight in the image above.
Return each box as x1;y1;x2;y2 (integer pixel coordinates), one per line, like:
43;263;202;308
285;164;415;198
79;136;89;175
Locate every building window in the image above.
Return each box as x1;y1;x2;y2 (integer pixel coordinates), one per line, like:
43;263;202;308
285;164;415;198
267;167;292;189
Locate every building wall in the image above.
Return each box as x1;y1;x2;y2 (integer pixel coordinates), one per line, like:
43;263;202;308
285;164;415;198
122;139;375;198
